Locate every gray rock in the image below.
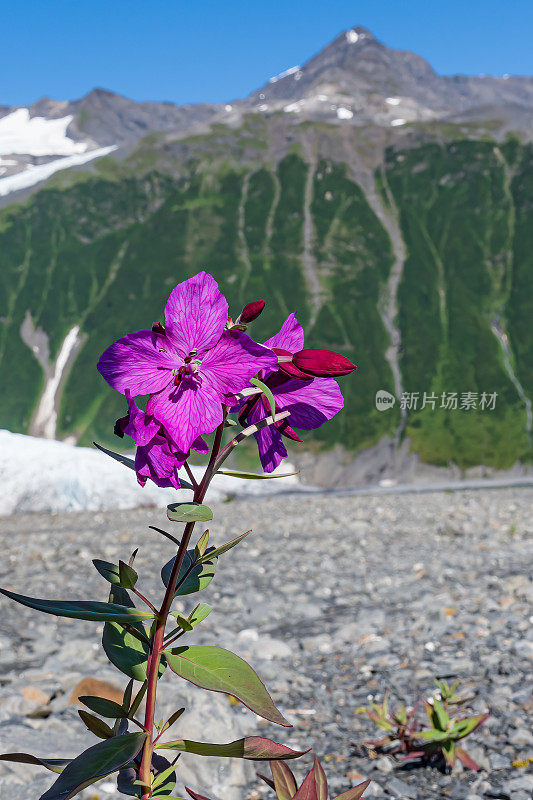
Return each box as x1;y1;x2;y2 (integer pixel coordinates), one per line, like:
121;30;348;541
386;776;418;798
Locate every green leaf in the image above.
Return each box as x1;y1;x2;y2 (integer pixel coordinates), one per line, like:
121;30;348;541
333;780;372;800
0;753;70;775
156;737;305;760
79;695;127;719
250;377;276;419
0;588;155;623
160;708;185;735
195;530;210;558
103;586;165;681
314;757;328;800
197;531;251;563
93;560;122;585
39;732;147;800
175;615;194;632
430;698;449;730
414;728;450;742
216;469;298;480
78;710;114;739
152;764;178;790
161;551;217;597
167;503;213;523
187;603;213;627
119;561;138;589
451;714;488;740
164;645;290;727
269;761;297;800
441;739;456;767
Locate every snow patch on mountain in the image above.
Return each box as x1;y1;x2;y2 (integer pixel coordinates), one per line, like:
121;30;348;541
269;65;301;83
0;145;118;197
336;107;353;120
0;108;87;156
0;430;304;516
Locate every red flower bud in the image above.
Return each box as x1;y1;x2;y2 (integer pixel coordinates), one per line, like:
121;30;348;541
292;349;357;377
239;300;265;324
272;348;310;380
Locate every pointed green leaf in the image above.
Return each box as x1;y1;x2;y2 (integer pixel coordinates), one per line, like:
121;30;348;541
119;561;138;589
93;560;122;585
152;764;178;790
160;708;185;735
216;469;298;480
165;645;290;727
167;503;213;523
161;551;217;596
187;603;213;627
156;737;305;760
79;695;127;719
103;586;165;681
0;588;155;623
451;714;488;740
431;698;449;730
78;710;114;739
250;377;276;419
175;615;194;632
197;531;251;563
195;531;210;558
39;732;147;800
441;739;456;767
0;753;70;775
270;760;298;800
333;780;371;800
314;757;328;800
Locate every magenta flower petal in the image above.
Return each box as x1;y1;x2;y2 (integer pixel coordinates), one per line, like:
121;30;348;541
264;312;305;353
146;378;223;453
270;377;344;429
97;330;175;396
135;435;184;489
122;393;161;446
164;271;228;356
201;330;278;398
192;436;209;455
248;398;288;473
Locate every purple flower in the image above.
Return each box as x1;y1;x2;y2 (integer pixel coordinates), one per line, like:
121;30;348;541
98;272;277;453
238;313;344;473
115;393;208;489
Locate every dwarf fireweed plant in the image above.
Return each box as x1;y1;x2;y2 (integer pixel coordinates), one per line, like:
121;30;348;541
0;272;363;800
363;681;488;772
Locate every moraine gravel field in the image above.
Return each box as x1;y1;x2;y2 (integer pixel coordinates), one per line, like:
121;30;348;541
0;489;531;800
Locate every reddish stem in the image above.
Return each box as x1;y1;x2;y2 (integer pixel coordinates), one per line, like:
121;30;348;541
138;411;226;799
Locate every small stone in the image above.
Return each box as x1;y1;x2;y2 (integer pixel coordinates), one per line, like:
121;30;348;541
68;677;123;706
489;753;511;770
20;686;50;705
507;775;533;793
387;776;418;798
508;727;533;747
375;756;394;774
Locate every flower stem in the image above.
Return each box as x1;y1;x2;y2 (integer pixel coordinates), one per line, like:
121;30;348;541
138;412;227;799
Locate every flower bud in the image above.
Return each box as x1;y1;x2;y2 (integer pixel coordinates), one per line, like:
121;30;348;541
239;300;265;324
272;347;310;380
292;349;357;377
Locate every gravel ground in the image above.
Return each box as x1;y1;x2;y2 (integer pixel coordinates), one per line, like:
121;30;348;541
0;489;532;800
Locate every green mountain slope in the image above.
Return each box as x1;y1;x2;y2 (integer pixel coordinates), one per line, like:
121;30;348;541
0;127;531;469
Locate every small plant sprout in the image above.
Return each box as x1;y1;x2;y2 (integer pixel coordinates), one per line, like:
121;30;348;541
363;682;489;772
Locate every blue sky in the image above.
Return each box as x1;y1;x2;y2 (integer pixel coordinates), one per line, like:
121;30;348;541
3;0;532;106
